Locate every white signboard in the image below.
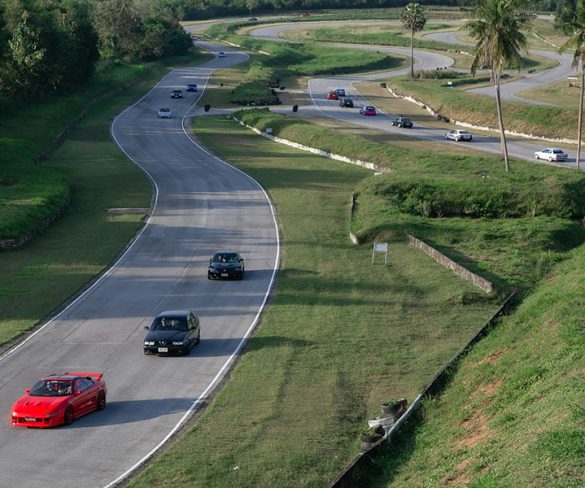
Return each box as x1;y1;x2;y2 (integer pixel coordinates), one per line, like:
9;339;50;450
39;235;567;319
372;242;389;265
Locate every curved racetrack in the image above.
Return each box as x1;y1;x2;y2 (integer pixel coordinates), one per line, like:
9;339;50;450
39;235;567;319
251;22;580;168
0;41;279;488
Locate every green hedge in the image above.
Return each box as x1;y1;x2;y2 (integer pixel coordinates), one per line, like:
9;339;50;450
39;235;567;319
0;165;70;239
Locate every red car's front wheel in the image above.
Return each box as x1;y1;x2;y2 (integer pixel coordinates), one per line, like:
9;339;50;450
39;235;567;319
97;391;106;411
64;406;74;425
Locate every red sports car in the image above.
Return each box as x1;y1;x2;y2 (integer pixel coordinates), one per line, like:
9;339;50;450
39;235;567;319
11;372;107;428
326;90;339;100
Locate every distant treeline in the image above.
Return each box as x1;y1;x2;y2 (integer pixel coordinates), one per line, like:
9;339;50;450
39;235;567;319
0;0;192;109
166;0;459;20
164;0;556;20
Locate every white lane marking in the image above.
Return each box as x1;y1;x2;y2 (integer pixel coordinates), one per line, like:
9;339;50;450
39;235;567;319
104;53;281;487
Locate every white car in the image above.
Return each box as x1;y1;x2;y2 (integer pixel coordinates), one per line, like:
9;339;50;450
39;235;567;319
534;147;568;162
157;108;171;119
445;129;472;142
218;51;225;58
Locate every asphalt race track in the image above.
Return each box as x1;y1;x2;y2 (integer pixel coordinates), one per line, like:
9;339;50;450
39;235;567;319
0;41;279;488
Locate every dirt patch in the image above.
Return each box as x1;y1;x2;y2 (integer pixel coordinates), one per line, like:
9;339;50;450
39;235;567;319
458;412;493;449
444;458;472;487
478;348;507;365
479;378;504;396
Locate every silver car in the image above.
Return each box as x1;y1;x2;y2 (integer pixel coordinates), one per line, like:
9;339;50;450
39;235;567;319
534;147;568;162
445;129;472;142
157;108;171;119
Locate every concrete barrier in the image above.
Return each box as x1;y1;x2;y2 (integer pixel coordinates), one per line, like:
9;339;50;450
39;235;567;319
233;116;389;173
407;234;493;293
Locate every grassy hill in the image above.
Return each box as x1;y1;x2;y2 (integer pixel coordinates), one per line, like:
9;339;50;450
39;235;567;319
358;242;585;487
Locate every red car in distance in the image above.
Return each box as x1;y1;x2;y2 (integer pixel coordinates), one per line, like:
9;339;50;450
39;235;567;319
326;90;339;100
359;105;377;116
11;372;107;428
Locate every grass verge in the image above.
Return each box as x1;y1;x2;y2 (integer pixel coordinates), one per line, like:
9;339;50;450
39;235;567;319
387;75;579;141
124;114;501;488
233;108;585;292
0;51;211;346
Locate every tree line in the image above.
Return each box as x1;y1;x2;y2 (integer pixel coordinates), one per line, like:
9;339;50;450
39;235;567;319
0;0;192;109
163;0;461;21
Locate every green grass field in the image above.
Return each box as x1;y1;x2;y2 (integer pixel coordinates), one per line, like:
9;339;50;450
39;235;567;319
124;115;502;488
0;51;211;346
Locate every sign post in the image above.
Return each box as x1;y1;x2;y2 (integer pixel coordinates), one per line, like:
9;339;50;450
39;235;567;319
372;242;389;265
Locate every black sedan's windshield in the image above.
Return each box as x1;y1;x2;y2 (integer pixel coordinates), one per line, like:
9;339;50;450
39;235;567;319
212;253;239;264
151;317;187;331
30;379;73;397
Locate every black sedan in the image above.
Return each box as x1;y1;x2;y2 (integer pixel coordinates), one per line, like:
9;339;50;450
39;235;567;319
208;251;245;280
144;310;200;355
391;116;413;128
339;98;354;108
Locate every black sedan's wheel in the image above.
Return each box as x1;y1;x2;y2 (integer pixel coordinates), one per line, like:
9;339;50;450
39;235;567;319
96;391;106;411
64;406;74;425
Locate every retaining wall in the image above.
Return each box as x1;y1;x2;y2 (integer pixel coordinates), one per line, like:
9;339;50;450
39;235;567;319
407;234;493;293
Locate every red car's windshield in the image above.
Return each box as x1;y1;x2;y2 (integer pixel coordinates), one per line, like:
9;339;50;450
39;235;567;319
30;379;73;397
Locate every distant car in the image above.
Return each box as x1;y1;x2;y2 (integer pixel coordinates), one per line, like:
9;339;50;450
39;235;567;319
158;108;171;119
360;105;377;116
334;88;346;97
339;98;354;108
186;83;198;92
171;89;183;99
144;310;201;356
534;147;568;162
299;12;311;17
208;251;245;280
326;91;339;100
248;17;258;21
11;372;107;428
218;51;225;58
391;116;413;128
445;129;472;141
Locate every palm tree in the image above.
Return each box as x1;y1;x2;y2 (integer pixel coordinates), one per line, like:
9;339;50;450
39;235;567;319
400;3;427;78
465;0;529;173
558;0;585;170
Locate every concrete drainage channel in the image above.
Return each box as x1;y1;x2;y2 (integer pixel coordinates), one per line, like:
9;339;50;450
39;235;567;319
328;290;517;488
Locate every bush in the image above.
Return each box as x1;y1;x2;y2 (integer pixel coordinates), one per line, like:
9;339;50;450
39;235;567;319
231;82;280;106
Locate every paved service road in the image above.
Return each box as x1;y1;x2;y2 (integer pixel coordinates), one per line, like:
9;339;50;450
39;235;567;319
0;41;279;488
423;30;575;104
